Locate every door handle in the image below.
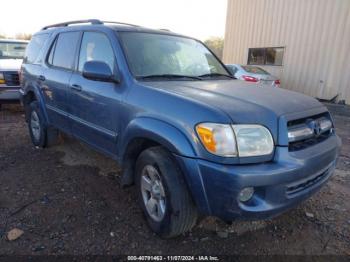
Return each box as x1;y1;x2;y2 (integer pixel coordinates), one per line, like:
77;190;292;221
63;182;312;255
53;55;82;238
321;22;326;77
38;75;46;81
70;84;82;92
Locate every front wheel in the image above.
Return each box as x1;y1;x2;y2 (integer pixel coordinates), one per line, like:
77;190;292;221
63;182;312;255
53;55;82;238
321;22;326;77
136;146;198;238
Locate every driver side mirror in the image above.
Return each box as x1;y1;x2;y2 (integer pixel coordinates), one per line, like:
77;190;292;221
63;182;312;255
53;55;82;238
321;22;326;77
82;61;119;83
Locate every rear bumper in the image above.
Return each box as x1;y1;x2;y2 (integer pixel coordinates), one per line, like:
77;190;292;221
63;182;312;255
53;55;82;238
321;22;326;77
0;86;21;102
175;134;341;221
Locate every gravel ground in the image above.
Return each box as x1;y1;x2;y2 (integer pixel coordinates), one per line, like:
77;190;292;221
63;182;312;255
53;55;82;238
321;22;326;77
0;104;349;256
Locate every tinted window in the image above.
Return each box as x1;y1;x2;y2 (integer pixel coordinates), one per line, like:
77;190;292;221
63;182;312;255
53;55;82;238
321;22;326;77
47;39;56;65
24;34;49;64
247;47;284;66
50;32;80;69
78;32;114;72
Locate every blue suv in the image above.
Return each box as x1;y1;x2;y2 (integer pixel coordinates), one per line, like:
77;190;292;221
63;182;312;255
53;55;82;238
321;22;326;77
20;20;341;238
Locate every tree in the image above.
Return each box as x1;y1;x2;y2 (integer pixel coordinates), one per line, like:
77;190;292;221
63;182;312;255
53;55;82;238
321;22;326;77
14;33;32;40
204;37;224;60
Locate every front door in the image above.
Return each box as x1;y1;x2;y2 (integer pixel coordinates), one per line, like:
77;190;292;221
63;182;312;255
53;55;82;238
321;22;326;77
68;31;121;156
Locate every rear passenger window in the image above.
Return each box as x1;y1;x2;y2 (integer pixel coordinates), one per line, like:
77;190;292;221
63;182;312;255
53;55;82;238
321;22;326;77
48;32;80;70
24;34;49;64
78;32;115;72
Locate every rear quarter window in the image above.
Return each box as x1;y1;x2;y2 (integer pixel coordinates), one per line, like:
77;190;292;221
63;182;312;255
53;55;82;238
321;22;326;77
24;34;49;64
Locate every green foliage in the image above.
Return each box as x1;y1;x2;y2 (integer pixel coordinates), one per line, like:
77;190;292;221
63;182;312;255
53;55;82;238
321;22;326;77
204;37;224;60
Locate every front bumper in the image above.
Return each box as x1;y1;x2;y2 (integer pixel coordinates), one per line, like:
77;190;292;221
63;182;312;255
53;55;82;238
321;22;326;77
0;86;21;102
175;134;341;221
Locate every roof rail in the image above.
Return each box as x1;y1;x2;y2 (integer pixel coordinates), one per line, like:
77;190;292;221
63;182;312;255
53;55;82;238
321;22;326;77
42;19;103;30
41;19;140;30
101;21;141;27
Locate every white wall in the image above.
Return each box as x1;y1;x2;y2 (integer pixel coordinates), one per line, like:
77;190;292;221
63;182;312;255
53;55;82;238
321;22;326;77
223;0;350;104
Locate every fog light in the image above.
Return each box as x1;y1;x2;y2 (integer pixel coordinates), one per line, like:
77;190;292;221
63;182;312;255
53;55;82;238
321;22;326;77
238;187;254;202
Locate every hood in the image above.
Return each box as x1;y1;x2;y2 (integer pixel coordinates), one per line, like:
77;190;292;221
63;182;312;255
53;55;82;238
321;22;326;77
0;59;23;71
144;80;324;142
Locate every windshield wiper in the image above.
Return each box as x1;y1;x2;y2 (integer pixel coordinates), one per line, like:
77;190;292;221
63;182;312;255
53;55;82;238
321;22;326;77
137;74;202;81
198;73;234;79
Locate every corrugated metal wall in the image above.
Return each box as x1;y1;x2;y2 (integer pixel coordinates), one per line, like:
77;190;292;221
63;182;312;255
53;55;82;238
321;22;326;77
223;0;350;104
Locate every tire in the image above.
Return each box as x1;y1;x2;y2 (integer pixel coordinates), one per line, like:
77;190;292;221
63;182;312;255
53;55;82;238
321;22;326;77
135;146;198;238
28;101;47;147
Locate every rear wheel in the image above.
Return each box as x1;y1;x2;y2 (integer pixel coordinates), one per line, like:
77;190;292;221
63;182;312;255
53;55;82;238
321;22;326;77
28;101;47;147
136;146;198;238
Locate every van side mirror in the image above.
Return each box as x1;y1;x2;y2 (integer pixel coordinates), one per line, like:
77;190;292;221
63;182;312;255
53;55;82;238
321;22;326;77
82;61;118;82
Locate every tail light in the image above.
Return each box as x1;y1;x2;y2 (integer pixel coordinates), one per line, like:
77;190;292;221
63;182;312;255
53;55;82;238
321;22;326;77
242;75;259;82
274;79;281;86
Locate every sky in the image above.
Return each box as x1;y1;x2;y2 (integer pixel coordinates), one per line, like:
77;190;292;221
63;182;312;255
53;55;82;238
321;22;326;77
0;0;228;41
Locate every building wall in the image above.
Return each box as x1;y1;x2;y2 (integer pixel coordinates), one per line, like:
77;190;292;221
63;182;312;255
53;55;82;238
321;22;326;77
223;0;350;104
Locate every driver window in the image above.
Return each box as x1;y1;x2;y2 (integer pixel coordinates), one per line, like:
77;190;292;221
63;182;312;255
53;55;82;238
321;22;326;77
78;32;115;72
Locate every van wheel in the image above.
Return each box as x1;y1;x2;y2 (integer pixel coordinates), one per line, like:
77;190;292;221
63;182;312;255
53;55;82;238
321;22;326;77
136;146;198;238
28;101;47;147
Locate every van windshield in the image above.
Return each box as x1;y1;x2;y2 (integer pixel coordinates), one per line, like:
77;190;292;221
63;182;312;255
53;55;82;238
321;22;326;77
119;32;230;80
0;42;27;59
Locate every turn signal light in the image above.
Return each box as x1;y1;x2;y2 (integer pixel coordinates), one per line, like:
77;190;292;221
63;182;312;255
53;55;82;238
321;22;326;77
196;125;216;152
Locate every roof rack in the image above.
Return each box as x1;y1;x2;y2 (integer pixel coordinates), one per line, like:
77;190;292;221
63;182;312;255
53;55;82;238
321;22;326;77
101;21;140;27
42;19;102;30
41;19;140;30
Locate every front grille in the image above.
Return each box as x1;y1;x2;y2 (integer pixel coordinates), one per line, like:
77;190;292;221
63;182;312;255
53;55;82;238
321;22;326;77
289;130;331;151
286;164;333;197
3;71;20;86
288;112;333;151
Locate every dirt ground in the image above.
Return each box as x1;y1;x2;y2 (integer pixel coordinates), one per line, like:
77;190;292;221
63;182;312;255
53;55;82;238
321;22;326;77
0;104;349;256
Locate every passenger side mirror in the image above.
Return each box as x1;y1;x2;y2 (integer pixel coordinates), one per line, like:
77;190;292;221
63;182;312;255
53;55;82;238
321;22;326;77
82;61;117;83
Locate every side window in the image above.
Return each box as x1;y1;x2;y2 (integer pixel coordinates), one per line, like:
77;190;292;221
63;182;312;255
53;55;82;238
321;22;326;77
78;32;115;72
47;38;57;65
24;34;49;64
48;31;80;70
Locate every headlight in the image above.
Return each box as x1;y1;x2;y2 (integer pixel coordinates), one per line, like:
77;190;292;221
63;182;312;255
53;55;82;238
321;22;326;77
196;123;237;157
0;73;5;84
196;123;274;157
232;125;274;157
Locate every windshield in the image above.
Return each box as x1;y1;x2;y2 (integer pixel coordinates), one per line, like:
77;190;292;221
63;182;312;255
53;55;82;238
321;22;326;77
119;32;230;79
0;41;27;59
242;66;269;75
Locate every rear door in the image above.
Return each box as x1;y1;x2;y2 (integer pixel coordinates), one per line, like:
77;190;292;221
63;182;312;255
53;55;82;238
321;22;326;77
41;31;80;132
67;31;120;156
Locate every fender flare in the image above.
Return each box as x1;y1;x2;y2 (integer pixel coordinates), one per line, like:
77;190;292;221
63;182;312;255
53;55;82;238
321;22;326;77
119;117;211;213
119;117;197;159
22;85;49;123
